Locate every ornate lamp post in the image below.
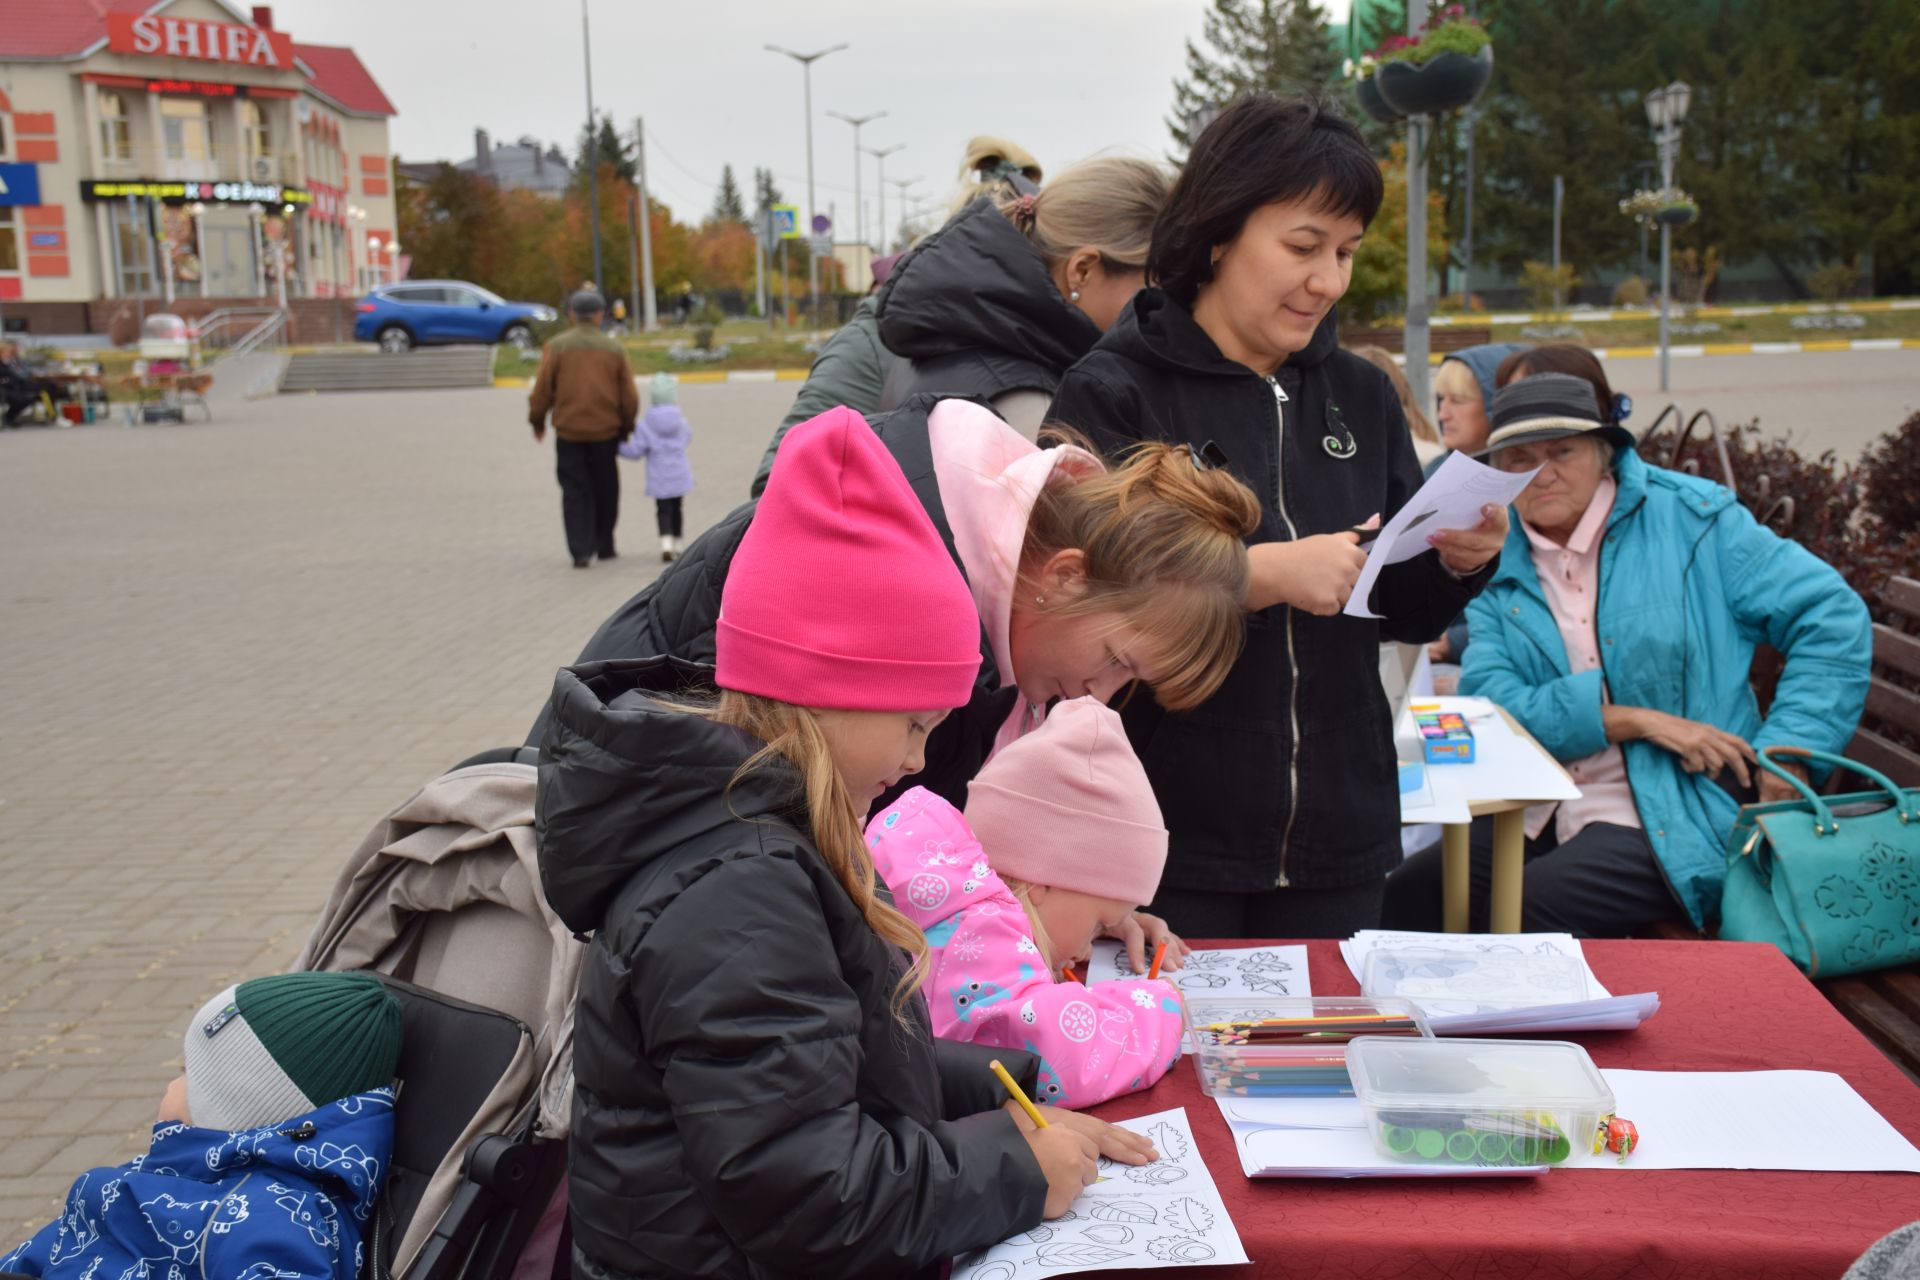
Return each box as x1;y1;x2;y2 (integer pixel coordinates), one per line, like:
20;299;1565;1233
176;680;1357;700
1644;80;1692;393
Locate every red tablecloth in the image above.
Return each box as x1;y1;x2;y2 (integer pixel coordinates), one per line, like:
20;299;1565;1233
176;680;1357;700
1084;939;1920;1279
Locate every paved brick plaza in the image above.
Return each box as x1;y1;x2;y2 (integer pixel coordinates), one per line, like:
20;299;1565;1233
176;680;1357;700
0;381;787;1237
1;348;1914;1238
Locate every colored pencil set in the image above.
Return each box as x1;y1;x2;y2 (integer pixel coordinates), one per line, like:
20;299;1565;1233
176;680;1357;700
1191;1011;1425;1098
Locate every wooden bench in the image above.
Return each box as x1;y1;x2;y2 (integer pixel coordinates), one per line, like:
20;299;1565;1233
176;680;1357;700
1649;575;1920;1082
1342;326;1492;355
1819;575;1920;1081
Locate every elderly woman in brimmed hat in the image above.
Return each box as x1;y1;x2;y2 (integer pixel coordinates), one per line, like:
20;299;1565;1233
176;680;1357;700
1382;371;1871;937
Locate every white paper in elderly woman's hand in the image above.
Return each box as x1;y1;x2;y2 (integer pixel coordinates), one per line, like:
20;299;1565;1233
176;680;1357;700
1343;452;1540;619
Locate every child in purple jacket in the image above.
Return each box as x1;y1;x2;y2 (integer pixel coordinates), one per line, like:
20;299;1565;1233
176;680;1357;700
867;698;1185;1108
620;372;695;562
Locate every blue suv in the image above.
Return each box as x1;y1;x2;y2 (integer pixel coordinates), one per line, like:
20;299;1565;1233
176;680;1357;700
354;281;558;353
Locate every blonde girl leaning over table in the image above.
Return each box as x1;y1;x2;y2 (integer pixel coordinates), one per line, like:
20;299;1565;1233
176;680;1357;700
536;407;1160;1280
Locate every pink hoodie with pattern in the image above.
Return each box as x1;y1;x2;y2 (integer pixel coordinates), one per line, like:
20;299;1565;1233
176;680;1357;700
867;786;1184;1108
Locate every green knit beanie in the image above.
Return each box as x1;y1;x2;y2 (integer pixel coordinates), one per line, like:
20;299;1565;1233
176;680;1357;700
183;971;403;1131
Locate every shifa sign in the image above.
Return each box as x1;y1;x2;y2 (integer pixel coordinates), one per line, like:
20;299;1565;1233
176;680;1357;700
106;14;295;70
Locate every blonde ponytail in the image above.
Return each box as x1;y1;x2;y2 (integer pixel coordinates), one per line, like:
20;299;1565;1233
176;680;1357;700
994;155;1170;274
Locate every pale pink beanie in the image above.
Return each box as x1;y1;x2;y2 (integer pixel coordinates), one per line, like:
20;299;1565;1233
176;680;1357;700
965;698;1168;906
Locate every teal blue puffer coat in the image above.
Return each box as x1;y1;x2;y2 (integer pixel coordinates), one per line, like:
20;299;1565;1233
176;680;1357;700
1461;448;1871;927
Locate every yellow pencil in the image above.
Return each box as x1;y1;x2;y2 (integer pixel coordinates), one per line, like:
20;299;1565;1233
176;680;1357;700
989;1059;1048;1129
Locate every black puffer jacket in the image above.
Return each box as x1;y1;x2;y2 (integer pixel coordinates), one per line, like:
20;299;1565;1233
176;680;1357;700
524;397;1019;813
875;197;1101;412
540;656;1048;1280
1048;289;1495;893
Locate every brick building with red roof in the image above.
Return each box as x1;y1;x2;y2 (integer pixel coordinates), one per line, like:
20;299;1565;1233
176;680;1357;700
0;0;398;333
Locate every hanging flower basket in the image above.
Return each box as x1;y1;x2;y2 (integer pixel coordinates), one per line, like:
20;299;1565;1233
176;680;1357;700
1375;43;1494;117
1354;75;1406;125
1620;187;1698;227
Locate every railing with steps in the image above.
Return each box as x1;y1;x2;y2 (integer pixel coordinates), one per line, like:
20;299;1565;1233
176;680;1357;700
280;346;497;394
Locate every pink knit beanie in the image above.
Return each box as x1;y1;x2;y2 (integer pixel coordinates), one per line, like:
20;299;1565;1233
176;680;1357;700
717;406;983;711
965;698;1168;906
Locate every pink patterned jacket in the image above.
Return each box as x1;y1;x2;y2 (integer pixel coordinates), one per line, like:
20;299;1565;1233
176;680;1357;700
866;786;1184;1108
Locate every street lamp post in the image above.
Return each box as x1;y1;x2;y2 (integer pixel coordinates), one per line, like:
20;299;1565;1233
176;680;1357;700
864;143;903;253
766;42;848;321
581;0;603;293
1644;79;1691;393
884;176;920;255
828;109;885;276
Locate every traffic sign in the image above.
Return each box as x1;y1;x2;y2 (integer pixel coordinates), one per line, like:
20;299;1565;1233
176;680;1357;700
811;213;831;235
770;204;800;240
808;234;834;256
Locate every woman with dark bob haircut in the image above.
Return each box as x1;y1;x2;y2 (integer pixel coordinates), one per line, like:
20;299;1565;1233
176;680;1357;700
1047;96;1508;937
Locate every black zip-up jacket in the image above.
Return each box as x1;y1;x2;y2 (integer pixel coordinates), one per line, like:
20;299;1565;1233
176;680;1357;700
1047;289;1496;892
539;656;1048;1280
875;197;1102;411
524;396;1019;814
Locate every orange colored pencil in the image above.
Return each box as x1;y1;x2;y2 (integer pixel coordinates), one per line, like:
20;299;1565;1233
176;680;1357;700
1147;939;1170;981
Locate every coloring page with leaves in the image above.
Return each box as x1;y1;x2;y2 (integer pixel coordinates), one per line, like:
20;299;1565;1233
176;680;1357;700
951;1107;1249;1276
1086;940;1313;1002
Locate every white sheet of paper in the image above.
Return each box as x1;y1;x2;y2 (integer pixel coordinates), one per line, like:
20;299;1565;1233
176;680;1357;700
953;1107;1250;1275
1087;940;1312;1001
1572;1070;1920;1173
1216;1096;1547;1178
1345;451;1540;619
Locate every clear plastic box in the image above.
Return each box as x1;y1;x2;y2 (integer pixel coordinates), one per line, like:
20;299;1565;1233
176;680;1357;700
1183;996;1430;1099
1362;946;1590;1014
1346;1036;1614;1167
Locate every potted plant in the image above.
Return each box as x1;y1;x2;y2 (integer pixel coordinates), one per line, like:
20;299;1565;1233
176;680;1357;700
1373;7;1493;117
1346;53;1404;125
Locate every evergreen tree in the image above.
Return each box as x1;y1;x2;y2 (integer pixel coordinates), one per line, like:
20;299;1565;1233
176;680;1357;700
575;113;636;184
1168;0;1341;154
711;164;748;226
753;166;785;215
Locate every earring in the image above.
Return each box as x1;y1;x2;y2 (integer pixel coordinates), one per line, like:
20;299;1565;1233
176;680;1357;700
1034;594;1046;604
1069;289;1081;303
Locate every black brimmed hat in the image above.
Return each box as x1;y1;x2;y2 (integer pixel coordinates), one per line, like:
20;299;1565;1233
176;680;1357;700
1479;372;1636;459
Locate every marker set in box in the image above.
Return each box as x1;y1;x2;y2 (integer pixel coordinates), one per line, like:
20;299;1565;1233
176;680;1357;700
1415;710;1476;763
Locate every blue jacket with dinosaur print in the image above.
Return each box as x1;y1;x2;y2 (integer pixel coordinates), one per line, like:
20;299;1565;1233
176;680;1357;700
1;1087;393;1280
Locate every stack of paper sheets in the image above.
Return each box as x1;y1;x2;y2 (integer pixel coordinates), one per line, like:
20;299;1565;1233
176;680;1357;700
1341;930;1659;1034
1220;1071;1920;1177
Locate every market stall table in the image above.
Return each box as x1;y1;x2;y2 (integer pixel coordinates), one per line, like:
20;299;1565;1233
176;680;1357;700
1084;939;1920;1279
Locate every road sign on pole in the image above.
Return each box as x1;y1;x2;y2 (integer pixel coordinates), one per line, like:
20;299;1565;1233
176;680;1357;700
808;233;833;256
770;204;800;240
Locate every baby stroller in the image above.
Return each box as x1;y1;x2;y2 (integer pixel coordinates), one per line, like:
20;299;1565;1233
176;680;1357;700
294;747;583;1280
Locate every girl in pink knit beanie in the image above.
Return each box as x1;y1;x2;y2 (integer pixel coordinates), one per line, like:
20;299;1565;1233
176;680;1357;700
866;697;1188;1108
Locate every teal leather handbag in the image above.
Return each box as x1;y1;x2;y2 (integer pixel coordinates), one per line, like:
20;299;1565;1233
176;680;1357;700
1720;746;1920;978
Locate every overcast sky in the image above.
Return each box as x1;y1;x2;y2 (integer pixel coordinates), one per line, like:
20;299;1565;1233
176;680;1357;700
267;0;1352;239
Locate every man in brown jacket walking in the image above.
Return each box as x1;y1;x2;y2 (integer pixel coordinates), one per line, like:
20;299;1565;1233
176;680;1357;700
529;290;639;568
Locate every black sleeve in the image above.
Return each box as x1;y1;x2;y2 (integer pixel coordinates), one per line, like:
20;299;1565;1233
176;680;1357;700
639;854;1047;1274
1048;365;1151;460
935;1039;1041;1121
1365;374;1498;643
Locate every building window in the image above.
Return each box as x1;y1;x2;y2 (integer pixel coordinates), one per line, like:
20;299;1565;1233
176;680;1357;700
99;91;133;163
0;208;18;273
160;98;212;176
244;100;271;174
